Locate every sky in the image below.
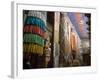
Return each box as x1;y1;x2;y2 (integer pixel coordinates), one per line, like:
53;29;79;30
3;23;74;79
67;12;90;39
